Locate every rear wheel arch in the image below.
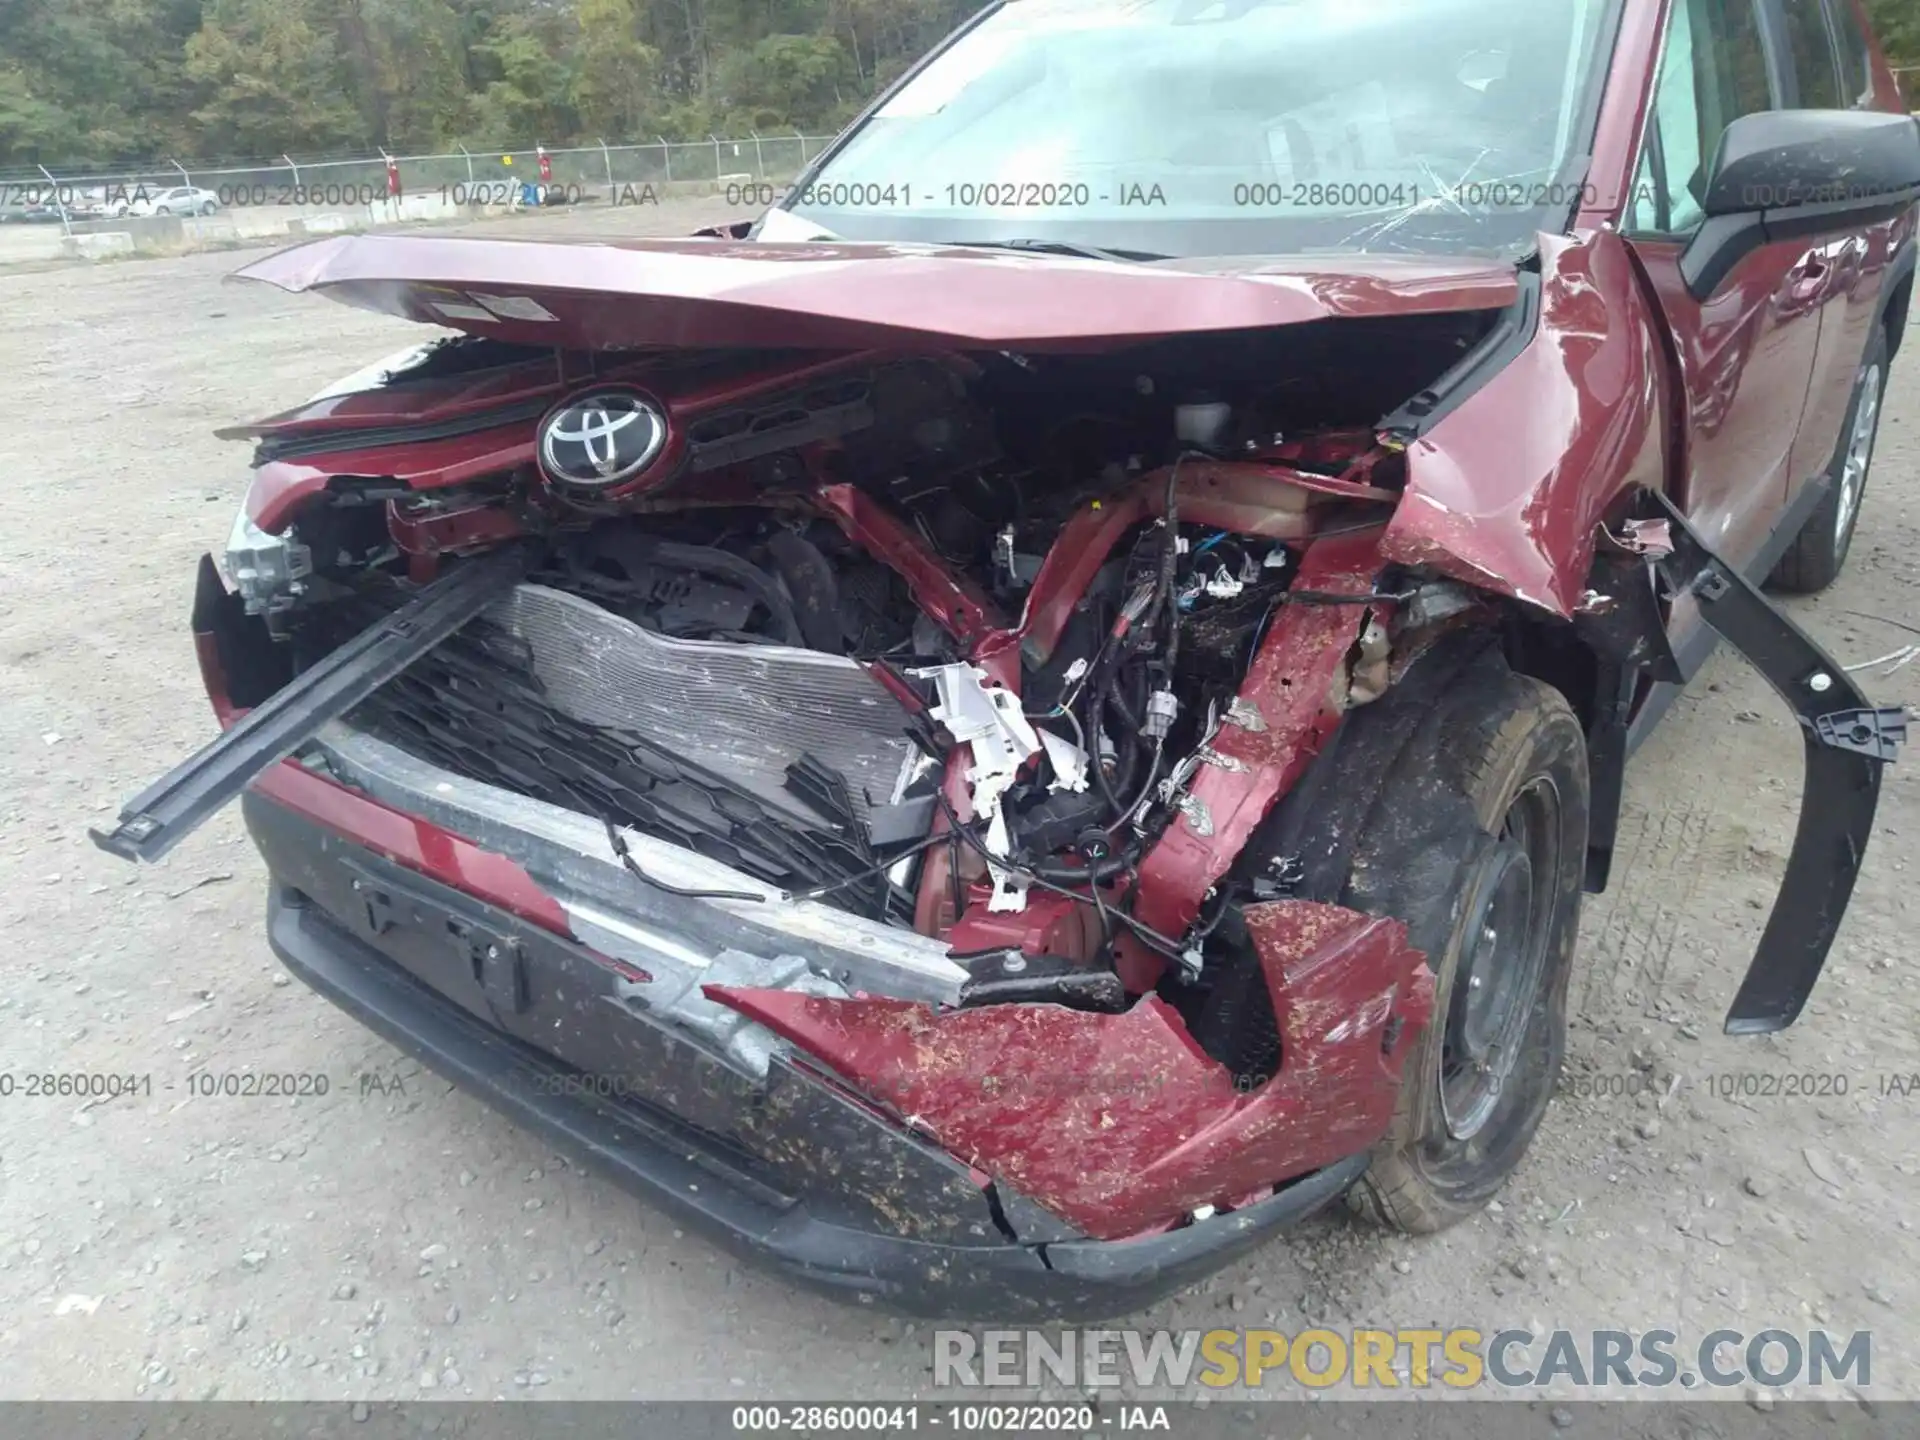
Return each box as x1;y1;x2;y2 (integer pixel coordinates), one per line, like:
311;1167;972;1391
1877;243;1914;361
1771;323;1889;593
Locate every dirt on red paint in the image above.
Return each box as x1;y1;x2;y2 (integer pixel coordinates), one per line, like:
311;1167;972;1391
714;903;1427;1239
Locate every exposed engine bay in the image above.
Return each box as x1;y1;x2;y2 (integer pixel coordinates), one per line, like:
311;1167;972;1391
223;312;1496;1030
93;224;1903;1283
349;492;1308;928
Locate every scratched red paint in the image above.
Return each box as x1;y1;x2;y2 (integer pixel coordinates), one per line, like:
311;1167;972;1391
711;899;1433;1239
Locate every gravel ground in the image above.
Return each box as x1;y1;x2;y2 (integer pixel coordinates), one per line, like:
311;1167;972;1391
1;206;1917;1404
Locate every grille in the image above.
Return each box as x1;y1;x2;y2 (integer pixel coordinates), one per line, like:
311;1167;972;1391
338;583;925;914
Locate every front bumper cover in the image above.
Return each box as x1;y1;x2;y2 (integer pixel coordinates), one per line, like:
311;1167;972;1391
249;793;1366;1320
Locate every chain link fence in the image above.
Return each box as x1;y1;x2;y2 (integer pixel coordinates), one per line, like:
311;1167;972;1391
2;134;836;210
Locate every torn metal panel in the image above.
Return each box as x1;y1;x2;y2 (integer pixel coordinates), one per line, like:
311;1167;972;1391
710;900;1432;1240
1382;231;1668;618
1131;529;1387;937
917;662;1042;913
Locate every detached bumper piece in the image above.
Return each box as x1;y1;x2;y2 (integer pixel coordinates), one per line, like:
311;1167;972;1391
91;545;532;863
248;795;1363;1320
1643;493;1906;1034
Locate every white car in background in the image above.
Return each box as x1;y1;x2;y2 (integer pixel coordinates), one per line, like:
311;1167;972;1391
125;185;221;218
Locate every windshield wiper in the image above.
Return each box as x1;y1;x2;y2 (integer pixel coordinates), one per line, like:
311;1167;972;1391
945;237;1168;264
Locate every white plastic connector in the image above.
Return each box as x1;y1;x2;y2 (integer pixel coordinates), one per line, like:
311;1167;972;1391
1144;688;1179;739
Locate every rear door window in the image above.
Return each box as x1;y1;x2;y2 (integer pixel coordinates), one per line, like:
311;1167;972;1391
1778;0;1845;107
1828;0;1875;104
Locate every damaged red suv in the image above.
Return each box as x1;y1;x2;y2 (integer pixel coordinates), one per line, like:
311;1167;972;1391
102;0;1913;1318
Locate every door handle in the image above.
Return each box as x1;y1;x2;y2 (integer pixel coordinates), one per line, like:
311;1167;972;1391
1786;254;1831;303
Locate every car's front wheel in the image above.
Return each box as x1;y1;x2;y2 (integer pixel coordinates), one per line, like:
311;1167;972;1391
1771;327;1888;593
1343;658;1590;1232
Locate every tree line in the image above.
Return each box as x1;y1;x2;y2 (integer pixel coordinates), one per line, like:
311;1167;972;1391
0;0;981;167
4;0;1918;170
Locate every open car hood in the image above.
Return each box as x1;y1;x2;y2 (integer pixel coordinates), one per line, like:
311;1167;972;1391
231;233;1521;353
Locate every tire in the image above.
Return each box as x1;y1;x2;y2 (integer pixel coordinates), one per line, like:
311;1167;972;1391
1770;326;1888;593
1342;659;1590;1233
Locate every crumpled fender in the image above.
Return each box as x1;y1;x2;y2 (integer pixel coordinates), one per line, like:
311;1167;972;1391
1382;230;1668;618
711;900;1434;1240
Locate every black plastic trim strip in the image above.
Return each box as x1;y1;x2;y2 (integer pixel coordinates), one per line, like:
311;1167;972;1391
1643;491;1901;1034
1626;471;1832;752
1376;272;1542;441
1870;233;1917;355
90;544;531;864
252;396;555;465
1682;191;1920;301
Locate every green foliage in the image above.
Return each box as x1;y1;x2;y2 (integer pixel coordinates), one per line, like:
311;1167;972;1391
1;0;977;164
467;9;579;142
0;0;202;160
337;0;474;151
184;0;363;156
0;69;69;158
1865;0;1920;70
570;0;661;138
713;32;853;132
12;0;1914;168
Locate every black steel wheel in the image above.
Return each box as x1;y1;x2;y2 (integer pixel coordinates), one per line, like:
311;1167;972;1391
1342;658;1589;1232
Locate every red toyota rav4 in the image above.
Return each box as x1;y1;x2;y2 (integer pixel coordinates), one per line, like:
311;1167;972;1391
102;0;1912;1318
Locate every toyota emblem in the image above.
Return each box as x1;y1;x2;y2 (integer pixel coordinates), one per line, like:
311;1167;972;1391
538;389;669;489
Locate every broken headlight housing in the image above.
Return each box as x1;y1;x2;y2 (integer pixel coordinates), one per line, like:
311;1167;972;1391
223;505;313;617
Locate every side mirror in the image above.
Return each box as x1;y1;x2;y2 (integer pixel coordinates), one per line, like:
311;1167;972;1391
1681;109;1920;299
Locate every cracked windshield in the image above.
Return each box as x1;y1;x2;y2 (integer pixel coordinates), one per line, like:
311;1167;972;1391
774;0;1616;259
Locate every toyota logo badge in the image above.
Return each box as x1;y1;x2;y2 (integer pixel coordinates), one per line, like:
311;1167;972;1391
538;389;668;489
